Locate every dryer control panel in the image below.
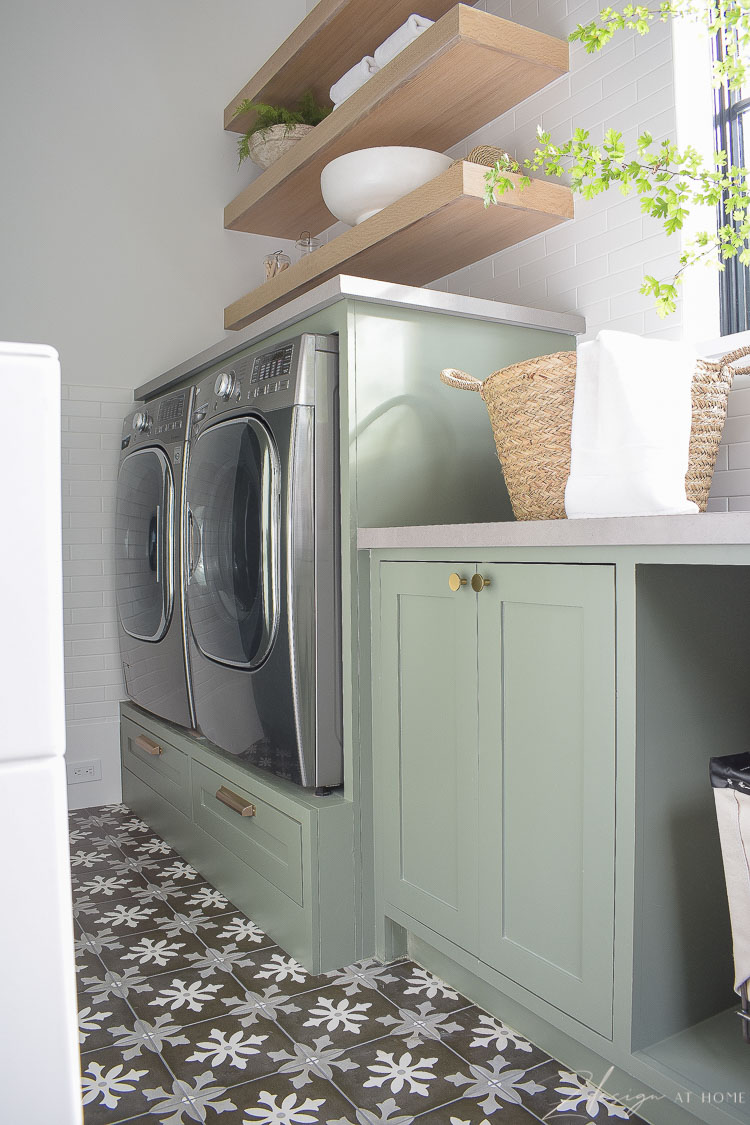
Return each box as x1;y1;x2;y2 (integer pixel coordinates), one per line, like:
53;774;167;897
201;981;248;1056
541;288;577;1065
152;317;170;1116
121;387;192;451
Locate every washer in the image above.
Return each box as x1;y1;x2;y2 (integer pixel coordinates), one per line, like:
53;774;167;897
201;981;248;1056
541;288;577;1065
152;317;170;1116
115;385;195;729
184;333;341;789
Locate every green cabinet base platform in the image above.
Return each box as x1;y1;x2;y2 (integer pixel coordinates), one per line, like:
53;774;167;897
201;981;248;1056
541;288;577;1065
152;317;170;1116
121;702;356;974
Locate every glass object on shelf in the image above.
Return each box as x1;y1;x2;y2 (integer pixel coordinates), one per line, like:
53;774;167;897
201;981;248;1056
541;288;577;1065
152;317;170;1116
263;250;291;281
295;231;321;260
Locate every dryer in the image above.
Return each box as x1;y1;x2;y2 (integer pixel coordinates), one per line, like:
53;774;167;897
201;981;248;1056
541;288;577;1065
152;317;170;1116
184;333;341;789
115;385;195;729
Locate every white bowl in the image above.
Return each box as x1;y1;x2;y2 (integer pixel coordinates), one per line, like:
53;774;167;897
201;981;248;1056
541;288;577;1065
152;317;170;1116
320;146;453;226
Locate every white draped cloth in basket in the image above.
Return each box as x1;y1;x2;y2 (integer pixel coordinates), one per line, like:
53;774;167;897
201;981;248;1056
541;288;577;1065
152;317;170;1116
564;329;699;519
713;786;750;994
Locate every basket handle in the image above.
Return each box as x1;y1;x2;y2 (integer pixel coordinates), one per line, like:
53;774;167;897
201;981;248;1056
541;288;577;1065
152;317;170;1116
440;368;483;392
718;344;750;375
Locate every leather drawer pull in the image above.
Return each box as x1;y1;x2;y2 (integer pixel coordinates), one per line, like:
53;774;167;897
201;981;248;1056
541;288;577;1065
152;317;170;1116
135;734;162;756
216;785;256;817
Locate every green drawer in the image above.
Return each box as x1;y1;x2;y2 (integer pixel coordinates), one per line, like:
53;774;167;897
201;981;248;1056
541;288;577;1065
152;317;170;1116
191;759;304;906
121;715;191;817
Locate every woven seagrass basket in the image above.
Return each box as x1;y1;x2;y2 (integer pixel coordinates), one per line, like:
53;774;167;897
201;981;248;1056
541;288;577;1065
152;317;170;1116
440;346;750;521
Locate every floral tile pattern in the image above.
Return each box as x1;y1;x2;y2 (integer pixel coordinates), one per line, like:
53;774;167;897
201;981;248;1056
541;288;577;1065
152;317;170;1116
71;805;642;1125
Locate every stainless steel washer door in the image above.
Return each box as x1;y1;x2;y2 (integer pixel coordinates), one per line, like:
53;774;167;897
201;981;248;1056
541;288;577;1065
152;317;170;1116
115;447;174;643
186;415;280;669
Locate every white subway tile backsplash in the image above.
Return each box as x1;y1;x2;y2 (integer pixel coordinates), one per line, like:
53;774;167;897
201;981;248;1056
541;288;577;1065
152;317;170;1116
61;398;101;417
68;415;124;435
726;387;750;418
61;430;102;449
62;384;130;780
67;385;133;402
518;245;575;286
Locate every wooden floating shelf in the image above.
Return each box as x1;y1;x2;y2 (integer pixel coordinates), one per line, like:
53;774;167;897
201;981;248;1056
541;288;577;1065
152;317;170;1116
225;0;459;133
224;5;568;240
224;161;573;331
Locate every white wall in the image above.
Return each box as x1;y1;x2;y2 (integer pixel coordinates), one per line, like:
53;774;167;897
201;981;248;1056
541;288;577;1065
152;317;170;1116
1;0;306;807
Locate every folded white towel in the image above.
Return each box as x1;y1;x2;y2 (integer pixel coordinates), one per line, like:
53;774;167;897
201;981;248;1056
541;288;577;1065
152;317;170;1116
330;56;380;107
373;14;434;68
564;330;699;519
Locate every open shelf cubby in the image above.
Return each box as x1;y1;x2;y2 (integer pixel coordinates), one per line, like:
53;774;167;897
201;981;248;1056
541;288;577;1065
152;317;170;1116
633;565;750;1122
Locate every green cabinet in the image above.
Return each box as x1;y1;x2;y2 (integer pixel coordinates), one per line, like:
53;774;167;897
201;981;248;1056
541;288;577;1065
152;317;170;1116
374;559;616;1037
378;563;479;950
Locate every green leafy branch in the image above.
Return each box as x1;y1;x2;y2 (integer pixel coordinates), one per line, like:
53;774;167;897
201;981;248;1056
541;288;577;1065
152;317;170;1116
483;1;750;316
484;129;750;316
571;2;750;90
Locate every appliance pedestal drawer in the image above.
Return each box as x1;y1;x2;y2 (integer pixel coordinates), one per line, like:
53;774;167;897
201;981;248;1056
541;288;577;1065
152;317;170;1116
120;701;356;974
192;759;304;905
121;713;190;817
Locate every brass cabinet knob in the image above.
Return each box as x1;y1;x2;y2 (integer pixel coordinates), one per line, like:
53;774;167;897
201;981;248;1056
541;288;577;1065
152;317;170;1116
448;572;467;592
471;573;491;592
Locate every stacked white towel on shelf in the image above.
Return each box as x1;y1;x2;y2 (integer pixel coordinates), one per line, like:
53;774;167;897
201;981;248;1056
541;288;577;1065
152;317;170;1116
328;14;434;107
330;56;380;107
564;330;699;519
374;14;434;67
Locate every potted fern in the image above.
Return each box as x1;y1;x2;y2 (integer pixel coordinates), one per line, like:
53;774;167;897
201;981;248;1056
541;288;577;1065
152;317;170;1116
233;91;331;170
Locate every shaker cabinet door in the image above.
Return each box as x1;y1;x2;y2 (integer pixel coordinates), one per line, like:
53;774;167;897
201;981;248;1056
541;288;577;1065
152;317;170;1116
376;562;479;951
476;563;616;1037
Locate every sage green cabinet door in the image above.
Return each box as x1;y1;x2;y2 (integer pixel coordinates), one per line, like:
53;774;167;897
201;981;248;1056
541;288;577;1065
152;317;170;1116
476;563;616;1037
377;562;479;950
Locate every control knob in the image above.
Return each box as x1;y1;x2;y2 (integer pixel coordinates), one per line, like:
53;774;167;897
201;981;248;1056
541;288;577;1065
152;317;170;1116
214;370;237;399
132;411;150;433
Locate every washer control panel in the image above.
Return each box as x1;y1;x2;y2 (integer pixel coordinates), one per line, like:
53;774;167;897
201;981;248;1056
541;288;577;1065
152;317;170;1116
251;344;293;386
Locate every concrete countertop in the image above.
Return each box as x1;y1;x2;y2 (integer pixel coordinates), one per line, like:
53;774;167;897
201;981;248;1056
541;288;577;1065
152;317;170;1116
135;275;586;400
358;512;750;549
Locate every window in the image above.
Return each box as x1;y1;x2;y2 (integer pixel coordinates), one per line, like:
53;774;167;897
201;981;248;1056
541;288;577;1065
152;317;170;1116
714;32;750;334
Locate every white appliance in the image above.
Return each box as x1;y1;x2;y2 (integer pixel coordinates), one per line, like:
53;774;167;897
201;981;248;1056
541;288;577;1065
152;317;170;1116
0;343;82;1124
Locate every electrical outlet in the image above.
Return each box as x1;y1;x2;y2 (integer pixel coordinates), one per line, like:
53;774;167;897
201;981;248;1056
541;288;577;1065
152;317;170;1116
67;758;102;785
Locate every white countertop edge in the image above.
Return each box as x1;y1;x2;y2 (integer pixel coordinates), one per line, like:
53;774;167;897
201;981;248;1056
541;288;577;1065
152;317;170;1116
135;276;586;400
358;512;750;550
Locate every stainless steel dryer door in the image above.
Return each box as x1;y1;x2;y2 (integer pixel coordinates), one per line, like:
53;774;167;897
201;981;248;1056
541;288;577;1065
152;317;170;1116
115;447;174;642
186;416;280;669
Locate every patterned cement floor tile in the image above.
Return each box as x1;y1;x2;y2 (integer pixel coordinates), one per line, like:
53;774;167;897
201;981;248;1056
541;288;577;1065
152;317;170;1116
156;1010;293;1090
372;961;473;1014
228;947;320;998
78;995;141;1054
165;882;240;919
201;1070;361;1124
97;925;211;980
332;1033;476;1118
142;859;204;888
70;846;123;873
411;1095;548;1123
76;948;107;990
322;957;407;997
435;1005;551;1069
125;967;250;1028
87;901;175;937
107;855;166;882
115;835;184;863
273;981;404;1049
79;1043;176;1125
72;870;151;905
187;912;275;955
